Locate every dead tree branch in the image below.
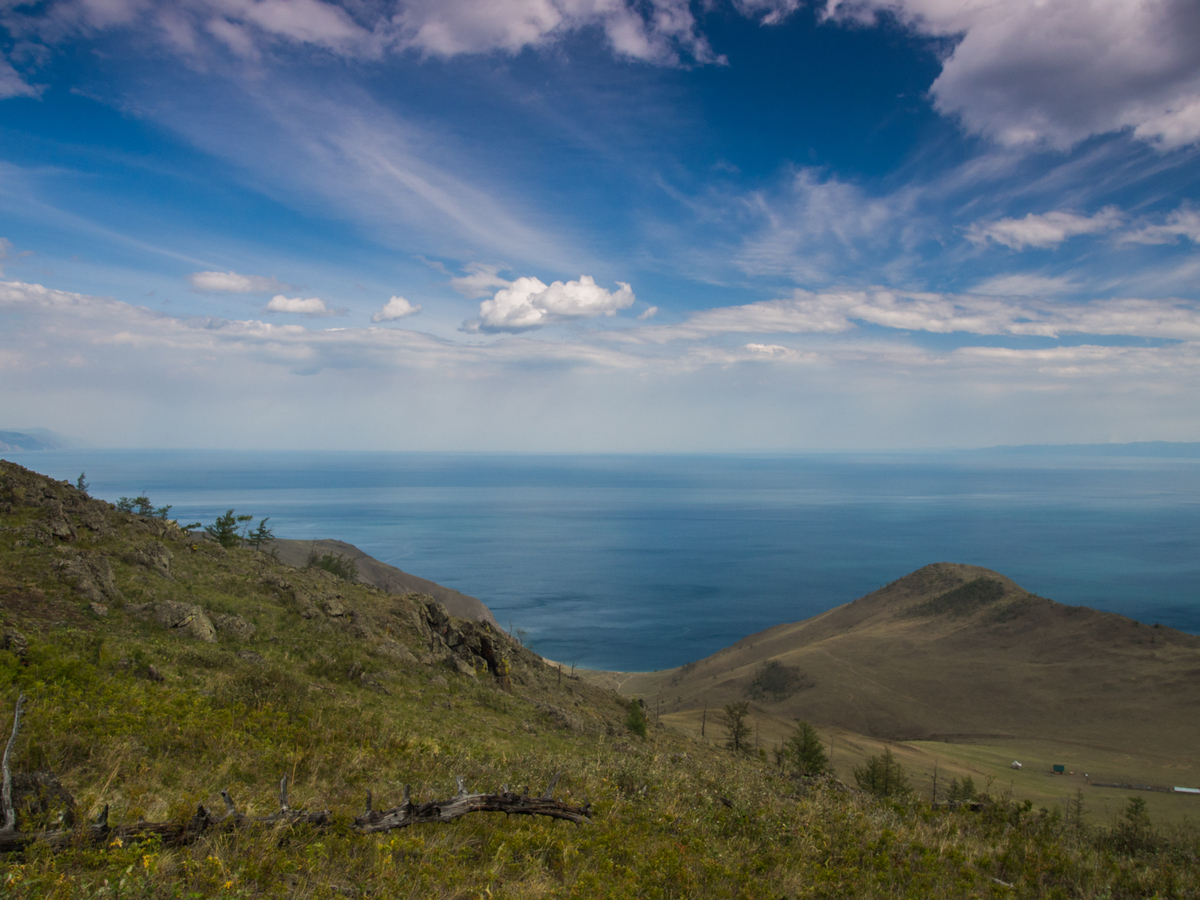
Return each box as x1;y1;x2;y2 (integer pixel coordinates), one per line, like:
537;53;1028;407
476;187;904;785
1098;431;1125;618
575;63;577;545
0;774;589;853
1;693;24;834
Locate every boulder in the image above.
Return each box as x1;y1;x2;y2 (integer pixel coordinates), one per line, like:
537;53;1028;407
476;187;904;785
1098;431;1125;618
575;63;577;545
153;601;217;643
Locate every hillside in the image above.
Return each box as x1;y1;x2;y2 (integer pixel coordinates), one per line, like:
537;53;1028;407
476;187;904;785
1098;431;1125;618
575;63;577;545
266;537;498;627
1;460;1198;898
617;563;1200;756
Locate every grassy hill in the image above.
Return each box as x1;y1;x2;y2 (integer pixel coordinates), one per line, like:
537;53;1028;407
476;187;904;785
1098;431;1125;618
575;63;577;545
1;461;1198;898
611;563;1200;824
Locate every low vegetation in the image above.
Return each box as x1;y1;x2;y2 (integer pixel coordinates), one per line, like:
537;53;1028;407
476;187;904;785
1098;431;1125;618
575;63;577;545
1;460;1199;898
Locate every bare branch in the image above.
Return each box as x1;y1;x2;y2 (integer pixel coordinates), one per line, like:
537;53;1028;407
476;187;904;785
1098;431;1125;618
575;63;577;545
1;694;25;833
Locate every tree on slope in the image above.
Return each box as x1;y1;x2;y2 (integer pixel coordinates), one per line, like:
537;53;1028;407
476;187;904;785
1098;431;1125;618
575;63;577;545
721;702;752;754
854;748;911;798
786;720;828;777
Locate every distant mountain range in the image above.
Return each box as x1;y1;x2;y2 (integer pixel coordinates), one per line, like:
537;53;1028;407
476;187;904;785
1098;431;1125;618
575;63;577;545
0;429;71;452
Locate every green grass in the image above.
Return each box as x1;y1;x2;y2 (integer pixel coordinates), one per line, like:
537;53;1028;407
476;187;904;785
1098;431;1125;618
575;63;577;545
2;459;1200;898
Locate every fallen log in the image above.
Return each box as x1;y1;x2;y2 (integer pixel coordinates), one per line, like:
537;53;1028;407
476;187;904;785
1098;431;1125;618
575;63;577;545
355;775;591;832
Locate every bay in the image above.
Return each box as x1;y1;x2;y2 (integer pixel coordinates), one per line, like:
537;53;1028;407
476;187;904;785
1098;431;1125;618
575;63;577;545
5;449;1199;672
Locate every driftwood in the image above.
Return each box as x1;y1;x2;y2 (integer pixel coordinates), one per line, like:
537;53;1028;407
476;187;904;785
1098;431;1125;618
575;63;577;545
0;697;590;853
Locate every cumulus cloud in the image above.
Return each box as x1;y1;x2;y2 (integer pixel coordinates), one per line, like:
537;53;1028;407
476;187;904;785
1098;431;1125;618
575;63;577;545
1121;205;1200;245
638;305;658;320
819;0;1200;149
266;294;333;315
372;295;422;321
463;274;635;333
967;208;1122;250
188;270;293;293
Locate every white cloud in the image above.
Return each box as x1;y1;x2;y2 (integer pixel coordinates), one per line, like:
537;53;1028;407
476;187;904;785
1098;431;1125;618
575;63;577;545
188;270;293;292
637;288;1200;342
1121;205;1200;245
638;305;658;320
0;53;42;99
4;0;720;69
6;279;1200;450
393;0;718;65
732;0;801;26
971;274;1078;297
449;262;511;299
819;0;1200;150
967;208;1121;250
372;295;422;321
464;274;635;333
266;294;333;315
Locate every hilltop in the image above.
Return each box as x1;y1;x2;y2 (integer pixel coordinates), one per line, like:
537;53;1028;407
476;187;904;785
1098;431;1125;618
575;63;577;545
1;459;1197;898
618;562;1200;755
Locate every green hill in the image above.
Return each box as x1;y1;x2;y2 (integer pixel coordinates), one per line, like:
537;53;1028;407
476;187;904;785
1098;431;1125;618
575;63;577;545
1;460;1197;898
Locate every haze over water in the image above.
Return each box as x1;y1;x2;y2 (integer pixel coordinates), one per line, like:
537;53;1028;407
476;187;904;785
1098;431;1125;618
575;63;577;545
8;450;1199;672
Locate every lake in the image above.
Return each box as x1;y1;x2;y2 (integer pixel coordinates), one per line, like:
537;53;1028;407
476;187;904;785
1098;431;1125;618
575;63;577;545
5;449;1198;671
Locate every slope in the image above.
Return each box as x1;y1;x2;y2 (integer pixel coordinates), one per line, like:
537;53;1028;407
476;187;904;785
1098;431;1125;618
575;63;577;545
619;563;1200;760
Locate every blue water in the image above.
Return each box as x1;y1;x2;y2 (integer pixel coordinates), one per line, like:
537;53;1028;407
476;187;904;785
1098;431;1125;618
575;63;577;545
5;450;1199;671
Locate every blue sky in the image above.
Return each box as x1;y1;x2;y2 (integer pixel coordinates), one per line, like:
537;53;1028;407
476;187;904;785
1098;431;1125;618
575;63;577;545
2;0;1199;450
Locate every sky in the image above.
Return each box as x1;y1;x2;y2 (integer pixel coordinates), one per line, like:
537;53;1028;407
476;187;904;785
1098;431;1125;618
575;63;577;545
1;0;1199;451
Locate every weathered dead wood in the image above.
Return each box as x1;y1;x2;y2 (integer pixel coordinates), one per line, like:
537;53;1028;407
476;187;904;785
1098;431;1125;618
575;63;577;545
0;775;589;853
354;775;591;833
1;693;24;833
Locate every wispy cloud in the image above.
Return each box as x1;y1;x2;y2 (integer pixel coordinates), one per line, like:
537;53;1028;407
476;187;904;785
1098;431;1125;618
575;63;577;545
967;208;1122;250
188;270;293;293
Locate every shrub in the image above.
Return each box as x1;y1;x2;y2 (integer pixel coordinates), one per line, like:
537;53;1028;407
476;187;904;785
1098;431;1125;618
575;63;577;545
625;698;648;738
746;659;809;701
306;551;358;581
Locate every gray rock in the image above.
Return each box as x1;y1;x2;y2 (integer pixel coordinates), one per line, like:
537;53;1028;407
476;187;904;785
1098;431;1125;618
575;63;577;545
537;703;584;732
126;542;172;578
153;601;217;643
376;640;417;664
319;595;347;617
53;552;121;604
89;602;109;617
211;612;256;641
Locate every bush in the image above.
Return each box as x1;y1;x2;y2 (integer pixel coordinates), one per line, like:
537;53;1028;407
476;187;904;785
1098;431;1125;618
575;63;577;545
625;698;648;738
746;660;808;701
306;551;358;581
205;509;252;548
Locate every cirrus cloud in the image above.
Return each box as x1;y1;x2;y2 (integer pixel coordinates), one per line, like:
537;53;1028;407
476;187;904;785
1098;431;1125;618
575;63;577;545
188;270;294;293
967;207;1122;250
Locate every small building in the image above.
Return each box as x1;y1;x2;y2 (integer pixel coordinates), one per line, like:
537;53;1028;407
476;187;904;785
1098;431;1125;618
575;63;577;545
1053;765;1066;774
1011;761;1022;769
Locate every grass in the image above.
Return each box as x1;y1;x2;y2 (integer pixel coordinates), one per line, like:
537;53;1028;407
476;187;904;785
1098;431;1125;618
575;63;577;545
2;460;1200;898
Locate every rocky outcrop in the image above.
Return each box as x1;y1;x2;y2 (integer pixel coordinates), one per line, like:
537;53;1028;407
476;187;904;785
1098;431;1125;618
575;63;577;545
124;541;173;578
211;613;256;641
151;601;217;643
52;551;122;605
